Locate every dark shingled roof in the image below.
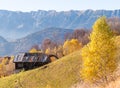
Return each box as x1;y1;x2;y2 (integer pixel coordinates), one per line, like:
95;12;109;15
14;53;48;63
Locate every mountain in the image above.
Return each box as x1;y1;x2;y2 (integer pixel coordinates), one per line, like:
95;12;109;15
0;10;120;39
1;9;120;55
0;28;73;56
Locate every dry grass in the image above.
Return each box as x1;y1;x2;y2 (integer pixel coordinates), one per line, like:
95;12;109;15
71;64;120;88
1;49;120;88
104;79;120;88
72;76;120;88
103;65;120;88
0;50;82;88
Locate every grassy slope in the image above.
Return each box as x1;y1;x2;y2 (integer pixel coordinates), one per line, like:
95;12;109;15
0;50;82;88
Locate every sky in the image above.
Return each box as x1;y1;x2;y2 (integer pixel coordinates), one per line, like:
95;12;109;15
0;0;120;12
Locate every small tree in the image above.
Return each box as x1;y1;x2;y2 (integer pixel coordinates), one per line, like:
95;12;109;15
81;17;117;82
63;39;82;55
29;48;42;53
45;48;51;54
56;45;64;58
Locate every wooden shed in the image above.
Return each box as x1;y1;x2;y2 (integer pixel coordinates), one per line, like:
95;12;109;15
13;52;58;70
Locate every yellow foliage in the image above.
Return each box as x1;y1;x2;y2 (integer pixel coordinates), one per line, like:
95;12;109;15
45;47;58;55
81;17;117;82
0;63;6;77
63;39;82;55
45;48;51;54
1;58;9;65
29;48;38;53
115;36;120;62
46;84;52;88
29;48;42;53
50;57;56;62
0;56;15;77
6;56;15;75
45;39;82;57
56;45;64;58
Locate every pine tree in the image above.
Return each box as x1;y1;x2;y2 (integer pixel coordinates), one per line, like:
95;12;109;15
81;17;117;82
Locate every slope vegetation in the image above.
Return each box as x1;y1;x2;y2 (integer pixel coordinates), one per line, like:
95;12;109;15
0;50;81;88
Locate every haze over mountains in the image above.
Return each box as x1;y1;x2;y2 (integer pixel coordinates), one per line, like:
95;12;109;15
0;9;120;55
0;9;120;39
0;28;73;56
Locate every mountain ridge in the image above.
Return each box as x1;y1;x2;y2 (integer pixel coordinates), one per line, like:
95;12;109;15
0;27;73;56
0;9;120;55
0;9;120;39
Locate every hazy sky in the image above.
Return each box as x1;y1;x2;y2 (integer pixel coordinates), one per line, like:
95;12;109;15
0;0;119;12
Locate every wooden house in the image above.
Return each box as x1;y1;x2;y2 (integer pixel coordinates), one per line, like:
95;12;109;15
13;52;58;70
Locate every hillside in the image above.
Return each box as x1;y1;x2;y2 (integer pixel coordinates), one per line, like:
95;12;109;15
0;50;81;88
0;10;120;39
0;27;73;56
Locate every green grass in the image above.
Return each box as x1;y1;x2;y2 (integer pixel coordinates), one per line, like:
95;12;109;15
0;50;82;88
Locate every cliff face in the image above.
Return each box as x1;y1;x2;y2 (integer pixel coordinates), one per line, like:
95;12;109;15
0;10;120;39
